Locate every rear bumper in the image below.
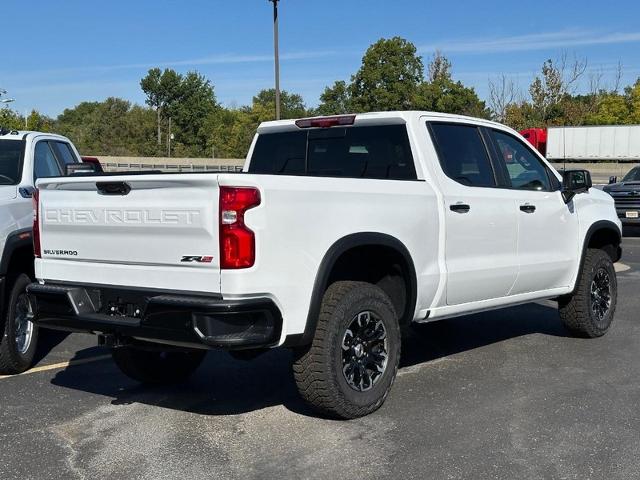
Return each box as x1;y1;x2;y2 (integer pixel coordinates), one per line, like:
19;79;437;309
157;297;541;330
27;282;282;350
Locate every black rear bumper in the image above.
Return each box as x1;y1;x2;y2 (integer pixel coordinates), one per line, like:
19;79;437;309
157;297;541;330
27;283;282;350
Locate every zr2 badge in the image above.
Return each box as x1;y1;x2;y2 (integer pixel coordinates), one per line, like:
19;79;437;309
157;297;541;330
181;255;214;263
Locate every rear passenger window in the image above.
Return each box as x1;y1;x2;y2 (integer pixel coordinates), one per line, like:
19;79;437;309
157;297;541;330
429;123;496;187
34;142;62;180
51;142;78;166
249;125;417;180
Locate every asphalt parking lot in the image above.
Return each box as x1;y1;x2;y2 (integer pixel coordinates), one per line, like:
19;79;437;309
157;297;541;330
1;232;640;480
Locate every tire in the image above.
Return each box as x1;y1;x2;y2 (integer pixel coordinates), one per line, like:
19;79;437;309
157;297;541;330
111;345;206;384
0;273;39;374
559;248;617;338
293;281;401;419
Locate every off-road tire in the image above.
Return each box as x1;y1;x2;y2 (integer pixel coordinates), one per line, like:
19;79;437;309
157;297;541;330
293;281;401;419
559;248;617;338
0;273;39;374
111;345;206;384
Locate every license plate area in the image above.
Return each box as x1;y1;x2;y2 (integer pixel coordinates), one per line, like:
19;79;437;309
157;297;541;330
100;290;147;318
626;211;639;219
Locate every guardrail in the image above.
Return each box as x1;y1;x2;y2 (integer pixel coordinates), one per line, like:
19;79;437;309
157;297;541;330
102;162;243;172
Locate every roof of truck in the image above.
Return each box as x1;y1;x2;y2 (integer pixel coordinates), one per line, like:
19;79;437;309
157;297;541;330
257;111;508;133
0;129;71;141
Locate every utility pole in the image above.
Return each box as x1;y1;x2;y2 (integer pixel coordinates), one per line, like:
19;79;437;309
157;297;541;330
167;116;172;158
269;0;281;120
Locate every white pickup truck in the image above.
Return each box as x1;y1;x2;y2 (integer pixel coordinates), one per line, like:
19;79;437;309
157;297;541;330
27;112;621;418
0;127;88;374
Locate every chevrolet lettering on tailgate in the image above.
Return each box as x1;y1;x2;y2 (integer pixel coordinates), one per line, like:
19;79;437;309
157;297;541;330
44;208;201;225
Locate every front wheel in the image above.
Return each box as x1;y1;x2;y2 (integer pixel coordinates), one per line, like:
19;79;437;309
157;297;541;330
0;273;39;374
559;248;617;338
293;281;401;419
111;345;206;384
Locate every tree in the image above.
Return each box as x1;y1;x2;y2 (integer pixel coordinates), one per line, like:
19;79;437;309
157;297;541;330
170;71;218;156
528;55;587;124
626;79;640;123
349;37;424;111
140;68;182;145
252;89;307;119
25;110;54;132
415;52;489;118
316;81;351;115
488;74;518;123
585;93;630;125
56;98;158;156
0;108;22;131
426;51;452;83
503;101;539;131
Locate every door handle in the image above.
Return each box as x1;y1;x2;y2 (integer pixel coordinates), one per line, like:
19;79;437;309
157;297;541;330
450;203;471;213
96;181;131;196
520;204;536;213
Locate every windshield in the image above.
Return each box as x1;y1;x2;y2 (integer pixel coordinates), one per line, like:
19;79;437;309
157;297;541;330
0;140;25;185
622;167;640;182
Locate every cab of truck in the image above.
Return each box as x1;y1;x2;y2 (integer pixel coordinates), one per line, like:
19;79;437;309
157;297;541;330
520;128;547;156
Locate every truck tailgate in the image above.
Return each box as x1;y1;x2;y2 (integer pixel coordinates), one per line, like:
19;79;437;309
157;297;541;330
36;174;221;294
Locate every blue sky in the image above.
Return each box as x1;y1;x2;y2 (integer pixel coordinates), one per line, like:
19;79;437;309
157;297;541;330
3;0;640;116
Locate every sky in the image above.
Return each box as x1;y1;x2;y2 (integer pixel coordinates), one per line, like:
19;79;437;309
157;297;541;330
3;0;640;117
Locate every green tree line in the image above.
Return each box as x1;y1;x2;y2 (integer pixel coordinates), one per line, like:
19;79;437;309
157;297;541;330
2;37;640;158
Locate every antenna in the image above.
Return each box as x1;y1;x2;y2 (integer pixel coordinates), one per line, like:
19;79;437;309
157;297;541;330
563;127;566;173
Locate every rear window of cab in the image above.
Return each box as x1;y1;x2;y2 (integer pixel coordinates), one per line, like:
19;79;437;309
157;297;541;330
249;125;417;180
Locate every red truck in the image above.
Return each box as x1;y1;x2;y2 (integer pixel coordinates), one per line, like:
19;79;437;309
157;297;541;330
519;128;547;156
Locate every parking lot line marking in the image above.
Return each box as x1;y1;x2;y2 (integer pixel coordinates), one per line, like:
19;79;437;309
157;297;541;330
0;354;111;380
615;262;631;272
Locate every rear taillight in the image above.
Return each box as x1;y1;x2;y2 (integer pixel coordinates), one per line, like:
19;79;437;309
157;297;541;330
33;189;41;258
219;186;261;269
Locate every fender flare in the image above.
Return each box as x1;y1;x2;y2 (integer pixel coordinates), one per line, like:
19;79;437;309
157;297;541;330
0;228;33;277
293;232;418;346
570;220;621;294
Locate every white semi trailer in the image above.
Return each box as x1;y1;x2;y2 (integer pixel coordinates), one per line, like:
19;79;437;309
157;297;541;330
545;125;640;162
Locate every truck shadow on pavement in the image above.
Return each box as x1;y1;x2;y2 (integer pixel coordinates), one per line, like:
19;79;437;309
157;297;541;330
51;301;568;419
33;330;71;365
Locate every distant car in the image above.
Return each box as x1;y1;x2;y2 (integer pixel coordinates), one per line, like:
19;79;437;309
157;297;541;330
0;127;85;374
604;166;640;225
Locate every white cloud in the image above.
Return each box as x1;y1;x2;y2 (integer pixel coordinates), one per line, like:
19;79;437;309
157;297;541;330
419;29;640;54
32;50;338;76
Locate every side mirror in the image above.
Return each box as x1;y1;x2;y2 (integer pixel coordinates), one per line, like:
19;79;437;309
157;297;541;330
66;162;100;175
18;186;35;198
609;176;617;184
562;169;592;204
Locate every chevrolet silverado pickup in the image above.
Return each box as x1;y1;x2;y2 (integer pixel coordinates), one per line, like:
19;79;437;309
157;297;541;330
27;112;622;418
0;127;87;374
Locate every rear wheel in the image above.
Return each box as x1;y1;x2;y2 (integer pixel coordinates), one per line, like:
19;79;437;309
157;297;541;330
111;345;206;384
0;273;39;374
559;248;617;338
293;281;401;419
